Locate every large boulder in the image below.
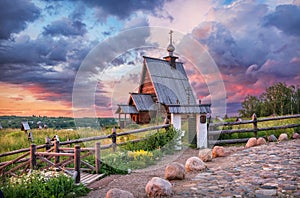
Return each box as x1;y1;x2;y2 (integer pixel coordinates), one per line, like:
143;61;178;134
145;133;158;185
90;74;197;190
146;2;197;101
245;137;257;148
292;132;300;139
145;177;172;197
106;188;134;198
185;157;206;172
198;148;212;162
257;137;267;145
165;162;185;180
278;133;288;141
268;134;278;142
212;146;225;158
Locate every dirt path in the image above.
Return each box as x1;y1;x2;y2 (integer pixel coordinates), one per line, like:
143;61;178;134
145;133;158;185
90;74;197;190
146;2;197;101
83;139;300;197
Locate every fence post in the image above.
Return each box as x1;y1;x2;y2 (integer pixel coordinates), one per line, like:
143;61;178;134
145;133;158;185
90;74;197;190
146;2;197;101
95;142;101;174
30;144;36;170
54;140;60;164
252;113;258;138
74;145;81;184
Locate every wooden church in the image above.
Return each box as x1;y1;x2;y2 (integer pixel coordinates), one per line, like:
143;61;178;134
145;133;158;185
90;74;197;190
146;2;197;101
116;31;211;129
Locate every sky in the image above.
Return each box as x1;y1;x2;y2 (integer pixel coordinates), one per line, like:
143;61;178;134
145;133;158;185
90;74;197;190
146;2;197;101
0;0;299;118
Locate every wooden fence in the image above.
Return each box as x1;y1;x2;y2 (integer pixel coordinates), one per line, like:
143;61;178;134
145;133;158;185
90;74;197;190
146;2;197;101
0;124;170;183
208;114;300;145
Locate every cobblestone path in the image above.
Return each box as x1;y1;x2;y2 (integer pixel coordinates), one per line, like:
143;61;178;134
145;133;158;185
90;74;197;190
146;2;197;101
175;139;300;197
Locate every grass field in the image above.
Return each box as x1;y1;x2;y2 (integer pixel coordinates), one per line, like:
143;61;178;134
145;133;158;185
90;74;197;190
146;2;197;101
0;123;163;162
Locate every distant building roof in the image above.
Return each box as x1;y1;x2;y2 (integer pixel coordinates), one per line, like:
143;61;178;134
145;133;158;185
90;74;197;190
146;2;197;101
21;121;30;131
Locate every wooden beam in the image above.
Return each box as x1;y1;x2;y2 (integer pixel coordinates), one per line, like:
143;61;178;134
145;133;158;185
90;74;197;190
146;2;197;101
209;138;249;145
35;152;74;157
38;156;73;176
74;145;81;183
0;144;46;157
95;142;101;174
30;144;36;170
3;161;30;176
0;157;29;166
80;160;95;171
0;151;30;171
209;128;255;136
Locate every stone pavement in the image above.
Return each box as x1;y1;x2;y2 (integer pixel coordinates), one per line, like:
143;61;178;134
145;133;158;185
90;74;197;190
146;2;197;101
174;139;300;198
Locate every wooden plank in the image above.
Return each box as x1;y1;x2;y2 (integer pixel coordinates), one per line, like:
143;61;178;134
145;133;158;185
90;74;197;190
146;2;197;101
38;156;73;176
209;123;300;136
257;123;300;131
0;151;30;170
36;152;74;157
3;161;30;176
257;114;300;122
0;158;29;166
209;129;255;136
81;160;95;171
0;144;46;157
209;138;249;145
116;124;170;136
80;172;105;185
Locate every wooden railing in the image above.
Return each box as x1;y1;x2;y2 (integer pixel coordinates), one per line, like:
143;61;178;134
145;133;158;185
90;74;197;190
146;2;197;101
0;124;170;183
208;114;300;145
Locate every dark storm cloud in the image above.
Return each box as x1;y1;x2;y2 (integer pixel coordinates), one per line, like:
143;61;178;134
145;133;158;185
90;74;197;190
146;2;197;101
192;22;242;68
264;5;300;36
0;35;80;65
78;0;170;20
0;34;92;103
0;0;40;40
43;18;87;37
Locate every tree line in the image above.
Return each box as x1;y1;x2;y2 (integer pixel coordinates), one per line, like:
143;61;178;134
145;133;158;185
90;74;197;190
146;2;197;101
239;82;300;118
0;116;117;129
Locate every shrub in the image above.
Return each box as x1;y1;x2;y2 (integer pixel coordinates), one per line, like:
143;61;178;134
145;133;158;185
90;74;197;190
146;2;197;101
122;127;178;151
0;170;90;198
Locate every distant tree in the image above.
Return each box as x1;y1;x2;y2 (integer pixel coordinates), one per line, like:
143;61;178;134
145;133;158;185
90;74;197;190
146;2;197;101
239;95;261;117
239;82;299;117
296;87;300;114
260;82;293;116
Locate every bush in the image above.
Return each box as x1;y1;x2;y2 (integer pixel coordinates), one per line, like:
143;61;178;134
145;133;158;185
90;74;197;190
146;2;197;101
98;127;181;174
122;127;178;151
0;171;90;198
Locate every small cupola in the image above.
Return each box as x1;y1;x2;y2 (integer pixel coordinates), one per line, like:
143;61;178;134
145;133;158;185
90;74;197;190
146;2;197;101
164;30;178;69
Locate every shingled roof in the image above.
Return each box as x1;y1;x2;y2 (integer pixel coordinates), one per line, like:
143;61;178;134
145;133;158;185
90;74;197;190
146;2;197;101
115;105;138;114
141;56;197;103
130;93;156;111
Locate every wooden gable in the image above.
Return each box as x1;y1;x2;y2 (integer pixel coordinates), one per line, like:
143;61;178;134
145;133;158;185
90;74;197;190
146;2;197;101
138;61;155;95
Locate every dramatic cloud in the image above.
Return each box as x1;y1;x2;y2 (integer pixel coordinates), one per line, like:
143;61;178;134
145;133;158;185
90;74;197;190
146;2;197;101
79;0;170;20
192;22;241;68
0;0;40;39
264;5;300;36
43;18;87;37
